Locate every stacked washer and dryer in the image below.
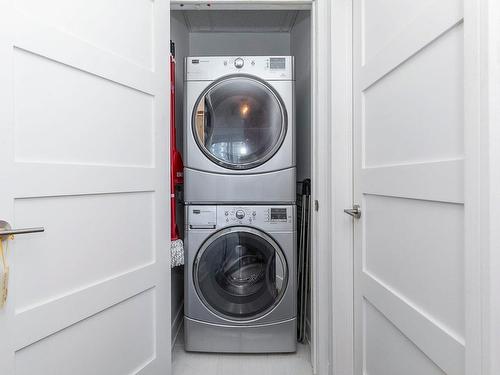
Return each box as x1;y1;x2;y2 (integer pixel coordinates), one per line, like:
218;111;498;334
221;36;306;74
183;56;296;353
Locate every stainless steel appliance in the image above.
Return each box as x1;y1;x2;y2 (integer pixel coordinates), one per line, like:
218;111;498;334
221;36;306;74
184;56;295;204
184;204;296;353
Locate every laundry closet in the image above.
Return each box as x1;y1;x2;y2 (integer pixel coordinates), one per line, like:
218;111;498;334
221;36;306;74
0;0;480;374
170;4;314;374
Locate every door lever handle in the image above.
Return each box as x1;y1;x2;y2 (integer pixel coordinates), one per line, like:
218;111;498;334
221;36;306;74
344;205;361;219
0;227;45;240
0;221;45;239
0;227;45;237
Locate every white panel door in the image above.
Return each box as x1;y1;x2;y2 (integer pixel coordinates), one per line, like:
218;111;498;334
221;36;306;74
0;1;171;374
353;1;465;374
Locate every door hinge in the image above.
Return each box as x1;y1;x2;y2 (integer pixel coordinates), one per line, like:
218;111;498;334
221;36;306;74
314;200;319;211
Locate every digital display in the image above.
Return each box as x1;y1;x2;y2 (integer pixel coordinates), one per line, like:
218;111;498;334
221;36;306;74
270;58;286;70
271;208;287;220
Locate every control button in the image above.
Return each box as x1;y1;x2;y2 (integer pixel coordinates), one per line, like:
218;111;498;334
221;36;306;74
235;210;245;219
223;60;228;66
225;211;229;216
252;211;256;216
251;60;255;66
234;58;244;69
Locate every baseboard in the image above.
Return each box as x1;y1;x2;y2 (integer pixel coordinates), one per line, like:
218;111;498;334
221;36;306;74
171;302;184;349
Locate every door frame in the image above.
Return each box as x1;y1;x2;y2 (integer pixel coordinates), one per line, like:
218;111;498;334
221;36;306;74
311;0;336;373
168;0;334;373
464;0;500;374
325;1;354;374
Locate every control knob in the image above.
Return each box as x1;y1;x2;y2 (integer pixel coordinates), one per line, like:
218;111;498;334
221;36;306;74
234;58;244;69
235;210;245;219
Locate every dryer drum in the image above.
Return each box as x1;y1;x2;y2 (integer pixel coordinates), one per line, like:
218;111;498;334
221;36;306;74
192;75;288;170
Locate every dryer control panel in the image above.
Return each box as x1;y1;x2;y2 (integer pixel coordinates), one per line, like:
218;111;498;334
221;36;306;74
187;205;295;232
185;56;294;81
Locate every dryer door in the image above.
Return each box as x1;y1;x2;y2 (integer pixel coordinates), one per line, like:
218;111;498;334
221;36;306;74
193;226;288;321
192;75;287;170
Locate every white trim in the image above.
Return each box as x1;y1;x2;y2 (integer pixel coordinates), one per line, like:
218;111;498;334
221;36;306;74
464;0;482;374
329;1;354;375
465;0;500;374
484;0;500;371
310;0;334;374
463;0;497;374
171;304;184;349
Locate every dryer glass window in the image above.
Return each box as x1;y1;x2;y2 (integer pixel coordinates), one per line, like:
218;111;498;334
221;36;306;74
194;228;287;320
193;76;287;170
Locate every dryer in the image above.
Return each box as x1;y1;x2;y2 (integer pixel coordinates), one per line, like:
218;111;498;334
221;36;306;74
184;56;295;204
184;204;296;353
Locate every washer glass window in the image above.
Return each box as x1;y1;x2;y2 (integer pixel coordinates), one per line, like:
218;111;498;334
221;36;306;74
194;227;287;320
193;76;287;170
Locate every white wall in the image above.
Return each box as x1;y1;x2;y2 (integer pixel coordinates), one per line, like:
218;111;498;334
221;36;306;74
170;11;188;336
189;32;291;56
291;11;311;182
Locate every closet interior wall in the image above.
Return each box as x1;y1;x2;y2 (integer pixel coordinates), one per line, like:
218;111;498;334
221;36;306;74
290;10;312;342
291;11;311;183
170;7;312;344
170;11;189;342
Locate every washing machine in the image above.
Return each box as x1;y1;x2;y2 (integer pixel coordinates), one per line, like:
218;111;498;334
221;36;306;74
184;204;296;353
184;56;295;204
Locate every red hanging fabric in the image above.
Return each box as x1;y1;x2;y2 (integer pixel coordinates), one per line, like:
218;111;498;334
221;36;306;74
170;43;183;241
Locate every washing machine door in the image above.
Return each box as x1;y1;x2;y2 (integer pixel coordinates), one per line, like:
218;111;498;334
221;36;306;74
192;75;287;170
193;226;288;321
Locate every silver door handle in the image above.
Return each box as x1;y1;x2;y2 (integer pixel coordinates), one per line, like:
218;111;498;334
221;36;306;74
0;227;45;236
344;205;361;219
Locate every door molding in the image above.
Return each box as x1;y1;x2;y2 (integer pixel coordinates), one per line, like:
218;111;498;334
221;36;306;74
464;0;500;374
311;0;334;373
319;1;354;375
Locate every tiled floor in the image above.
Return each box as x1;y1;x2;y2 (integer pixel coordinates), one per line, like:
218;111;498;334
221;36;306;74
172;327;313;375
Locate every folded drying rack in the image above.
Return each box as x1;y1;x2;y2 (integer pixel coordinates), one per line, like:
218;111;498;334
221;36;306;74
297;179;311;343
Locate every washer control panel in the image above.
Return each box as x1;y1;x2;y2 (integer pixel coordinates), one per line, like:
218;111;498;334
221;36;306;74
222;207;256;225
219;205;294;231
188;205;295;231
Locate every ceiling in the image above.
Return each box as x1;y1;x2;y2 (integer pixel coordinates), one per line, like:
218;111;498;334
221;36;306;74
174;10;301;33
